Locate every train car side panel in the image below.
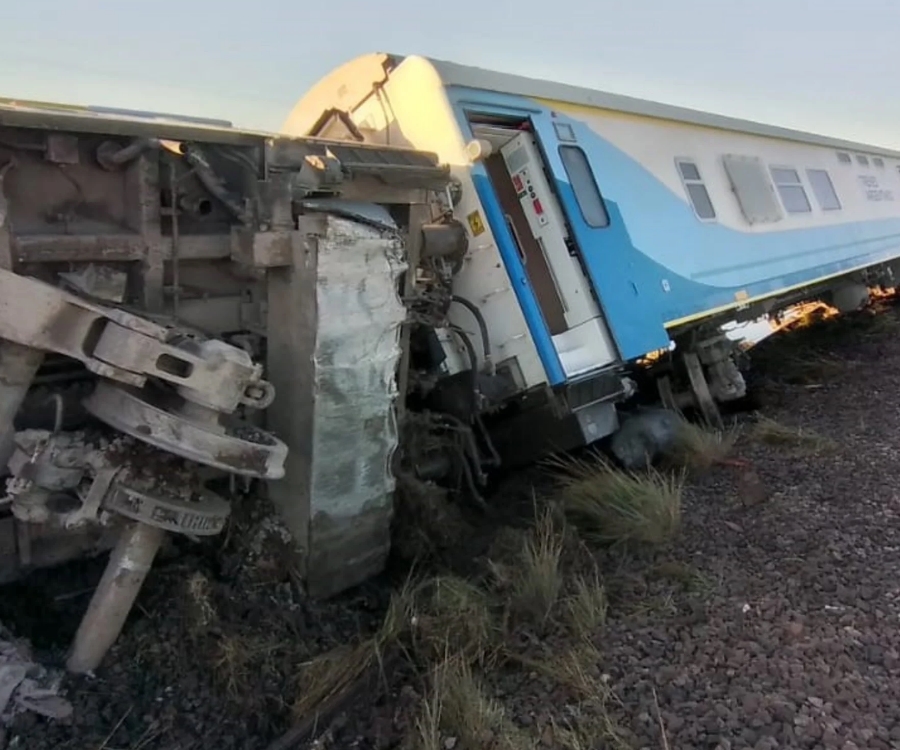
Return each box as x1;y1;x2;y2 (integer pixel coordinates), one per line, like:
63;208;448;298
540;105;900;330
444;83;900;356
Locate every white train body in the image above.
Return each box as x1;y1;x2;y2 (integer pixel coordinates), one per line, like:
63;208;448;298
285;53;900;449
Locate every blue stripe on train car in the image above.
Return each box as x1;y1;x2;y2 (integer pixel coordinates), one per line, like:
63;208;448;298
448;86;900;363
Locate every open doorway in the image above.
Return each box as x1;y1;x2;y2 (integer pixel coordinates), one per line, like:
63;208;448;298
476;124;569;336
469;117;620;378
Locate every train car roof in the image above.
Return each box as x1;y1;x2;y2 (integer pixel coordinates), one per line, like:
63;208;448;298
390;54;900;159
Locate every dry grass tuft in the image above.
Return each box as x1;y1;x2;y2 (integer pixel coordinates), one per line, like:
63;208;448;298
491;506;566;628
213;633;281;700
549;706;631;750
412;654;533;750
378;575;420;645
412;675;444;750
291;638;382;719
551;452;683;546
668;419;740;470
565;568;608;641
511;642;630;749
212;634;247;699
412;575;497;664
751;416;836;452
554;642;610;701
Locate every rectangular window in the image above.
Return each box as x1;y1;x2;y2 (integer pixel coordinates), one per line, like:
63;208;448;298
675;159;716;220
806;169;841;211
873;157;885;168
837;152;852;164
857;155;869;167
558;146;610;228
770;166;811;214
722;154;783;224
553;122;577;143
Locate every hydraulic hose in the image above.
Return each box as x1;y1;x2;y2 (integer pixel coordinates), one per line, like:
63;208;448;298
450;295;492;373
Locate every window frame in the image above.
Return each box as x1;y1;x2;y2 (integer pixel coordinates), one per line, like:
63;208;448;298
769;164;812;215
805;168;842;212
557;145;611;229
674;157;717;222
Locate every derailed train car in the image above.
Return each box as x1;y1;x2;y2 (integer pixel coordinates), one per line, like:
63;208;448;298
5;56;900;675
0;98;458;670
284;53;900;457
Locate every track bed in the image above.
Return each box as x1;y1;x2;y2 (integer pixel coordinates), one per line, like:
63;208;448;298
6;303;900;750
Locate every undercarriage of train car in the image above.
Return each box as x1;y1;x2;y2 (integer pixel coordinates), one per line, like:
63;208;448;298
642;267;900;428
0;105;466;674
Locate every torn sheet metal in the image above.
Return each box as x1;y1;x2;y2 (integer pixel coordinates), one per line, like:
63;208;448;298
306;216;408;596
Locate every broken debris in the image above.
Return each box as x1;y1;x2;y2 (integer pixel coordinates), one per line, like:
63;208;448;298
0;625;72;724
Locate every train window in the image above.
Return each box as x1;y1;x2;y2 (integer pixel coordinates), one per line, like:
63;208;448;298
558;146;610;228
770;166;812;214
553;122;577;143
806;169;842;211
722;154;783;224
675;159;716;220
837;152;852;164
857;155;869;167
873;157;885;168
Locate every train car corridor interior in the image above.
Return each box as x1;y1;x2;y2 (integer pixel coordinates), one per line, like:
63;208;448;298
469;118;620;378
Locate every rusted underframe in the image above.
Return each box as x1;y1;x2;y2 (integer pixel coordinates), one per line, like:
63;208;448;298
0;109;453;637
13;233;232;264
12;193;434;267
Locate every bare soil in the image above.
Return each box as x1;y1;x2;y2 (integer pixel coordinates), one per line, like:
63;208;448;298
5;301;900;750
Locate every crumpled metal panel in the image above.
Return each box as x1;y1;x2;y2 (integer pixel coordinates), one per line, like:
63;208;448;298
305;216;408;597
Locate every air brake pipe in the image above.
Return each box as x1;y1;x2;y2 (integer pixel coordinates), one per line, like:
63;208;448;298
450;295;492;372
95;138;160;171
66;521;166;674
180;145;250;224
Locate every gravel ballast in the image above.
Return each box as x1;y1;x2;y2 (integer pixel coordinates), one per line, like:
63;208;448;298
4;305;900;749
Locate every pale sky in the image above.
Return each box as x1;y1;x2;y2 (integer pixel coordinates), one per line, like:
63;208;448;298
1;0;897;150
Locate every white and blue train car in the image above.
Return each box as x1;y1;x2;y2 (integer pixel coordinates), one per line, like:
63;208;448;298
284;53;900;460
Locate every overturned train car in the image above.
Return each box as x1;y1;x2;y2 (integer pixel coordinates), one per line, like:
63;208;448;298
0;99;457;670
6;55;900;672
284;52;900;460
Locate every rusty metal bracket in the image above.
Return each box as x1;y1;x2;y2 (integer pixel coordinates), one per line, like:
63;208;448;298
82;381;287;479
0;268;273;413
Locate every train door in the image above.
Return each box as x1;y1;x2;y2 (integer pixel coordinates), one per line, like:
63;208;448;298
478;126;620;378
